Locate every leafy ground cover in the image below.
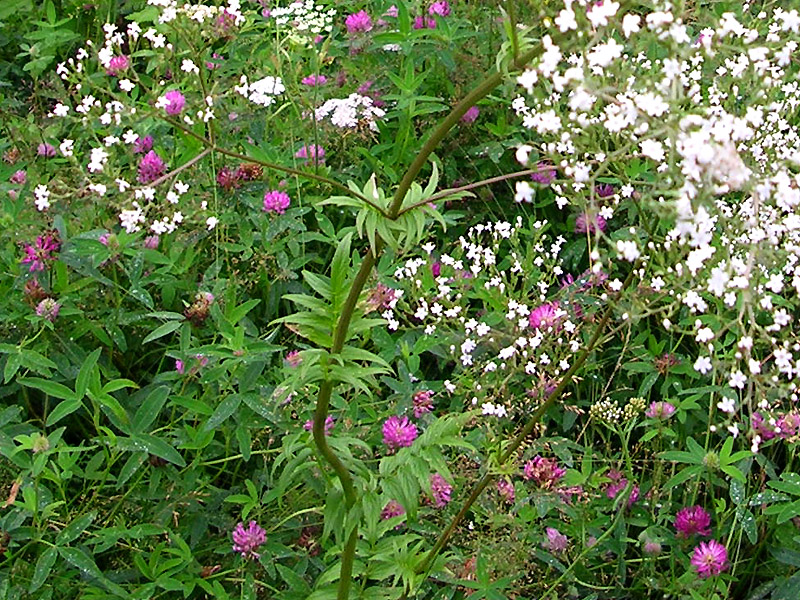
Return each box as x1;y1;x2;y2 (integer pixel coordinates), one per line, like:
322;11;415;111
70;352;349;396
1;0;800;598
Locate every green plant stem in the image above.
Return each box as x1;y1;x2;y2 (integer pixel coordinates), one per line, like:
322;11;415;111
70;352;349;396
161;116;379;209
388;43;549;219
312;249;376;600
316;33;560;600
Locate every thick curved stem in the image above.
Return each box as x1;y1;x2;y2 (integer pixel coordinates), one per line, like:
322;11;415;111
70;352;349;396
315;31;562;600
312;249;376;600
388;42;551;219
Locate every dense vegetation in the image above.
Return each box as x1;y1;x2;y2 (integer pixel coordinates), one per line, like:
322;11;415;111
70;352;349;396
2;1;800;598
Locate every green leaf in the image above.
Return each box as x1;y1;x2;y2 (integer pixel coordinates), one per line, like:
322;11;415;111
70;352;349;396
228;299;260;324
660;450;702;464
59;546;104;580
29;546;58;593
76;348;102;399
663;465;702;489
721;465;745;484
56;511;96;545
142;321;182;344
330;233;353;310
729;480;745;505
131;434;185;467
46;398;83;426
302;271;332;300
236;426;252;462
19;377;75;400
202;395;242;432
133;386;170;433
101;379;138;394
737;507;758;544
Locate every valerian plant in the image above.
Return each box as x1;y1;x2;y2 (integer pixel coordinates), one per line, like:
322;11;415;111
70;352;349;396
2;1;800;600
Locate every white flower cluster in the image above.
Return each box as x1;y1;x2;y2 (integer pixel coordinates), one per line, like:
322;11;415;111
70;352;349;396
314;94;385;131
34;185;50;211
513;2;800;443
388;218;590;417
147;0;244;25
235;76;286;107
271;1;336;36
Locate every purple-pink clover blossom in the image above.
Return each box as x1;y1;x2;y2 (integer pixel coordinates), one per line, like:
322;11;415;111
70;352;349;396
382;416;418;451
430;473;452;508
232;521;267;559
429;1;451;16
345;10;373;34
160;90;186;116
675;505;712;538
691;540;728;578
263;190;291;214
137;150;166;184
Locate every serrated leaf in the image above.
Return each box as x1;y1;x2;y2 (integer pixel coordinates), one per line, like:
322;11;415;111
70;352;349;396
330;232;353;310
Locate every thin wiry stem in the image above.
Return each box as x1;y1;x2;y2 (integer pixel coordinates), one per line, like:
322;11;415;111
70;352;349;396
160;116;382;211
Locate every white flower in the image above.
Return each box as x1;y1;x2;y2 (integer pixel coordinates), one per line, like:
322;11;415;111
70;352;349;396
516;144;533;165
181;59;200;75
640;139;665;162
622;14;641;37
615;240;640;261
717;396;736;413
34;185;50;211
59;139;74;157
587;38;624;69
695;327;714;343
206;216;219;230
555;8;577;32
694;355;712;374
728;370;746;389
52;103;69;117
514;181;534;203
586;0;619;28
517;69;538;94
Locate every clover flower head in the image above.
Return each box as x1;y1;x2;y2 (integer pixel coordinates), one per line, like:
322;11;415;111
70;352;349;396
429;1;451;17
543;527;569;553
413;390;434;418
137;150;166;184
461;106;480;124
645;401;676;419
675;505;712;538
382;416;418;450
263;190;291;214
35;298;60;322
345;10;372;34
232;521;267;559
106;55;129;76
691;539;728;578
430;473;452;508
